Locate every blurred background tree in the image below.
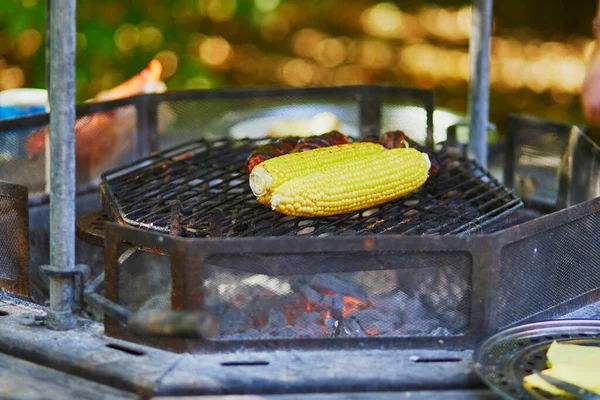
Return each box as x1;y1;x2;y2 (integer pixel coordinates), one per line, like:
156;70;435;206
0;0;597;133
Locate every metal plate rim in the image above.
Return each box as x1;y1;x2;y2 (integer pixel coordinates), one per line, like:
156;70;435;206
473;319;600;400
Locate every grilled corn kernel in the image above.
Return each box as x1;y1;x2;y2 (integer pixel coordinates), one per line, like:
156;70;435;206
270;148;430;217
249;142;385;204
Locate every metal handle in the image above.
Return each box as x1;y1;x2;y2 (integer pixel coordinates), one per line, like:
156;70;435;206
84;290;217;339
127;310;217;339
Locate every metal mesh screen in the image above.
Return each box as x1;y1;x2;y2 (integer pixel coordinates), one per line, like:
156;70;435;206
0;181;29;296
158;96;359;148
155;89;429;150
0;105;139;199
496;212;600;329
116;246;172;313
506;114;570;207
203;252;471;340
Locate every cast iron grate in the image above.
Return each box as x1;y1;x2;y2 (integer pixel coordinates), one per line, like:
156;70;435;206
100;137;523;237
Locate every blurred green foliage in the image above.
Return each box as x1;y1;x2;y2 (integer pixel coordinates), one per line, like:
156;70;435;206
0;0;597;133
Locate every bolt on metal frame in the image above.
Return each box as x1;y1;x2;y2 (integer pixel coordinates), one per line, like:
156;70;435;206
42;0;493;330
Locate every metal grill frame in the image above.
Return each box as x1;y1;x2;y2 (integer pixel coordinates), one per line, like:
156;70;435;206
103;195;600;353
0;180;29;296
99;138;522;238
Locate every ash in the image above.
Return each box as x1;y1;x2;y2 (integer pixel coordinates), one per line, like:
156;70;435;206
203;265;469;340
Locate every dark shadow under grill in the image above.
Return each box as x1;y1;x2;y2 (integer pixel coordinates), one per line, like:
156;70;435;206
100;138;522;237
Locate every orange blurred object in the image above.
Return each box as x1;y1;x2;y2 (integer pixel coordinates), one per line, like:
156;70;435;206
25;59;164;170
94;59;162;101
342;296;367;317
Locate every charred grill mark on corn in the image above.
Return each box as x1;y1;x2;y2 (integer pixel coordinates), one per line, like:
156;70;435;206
270;148;430;217
249;142;386;204
380;130;441;178
291;131;350;152
245;137;300;174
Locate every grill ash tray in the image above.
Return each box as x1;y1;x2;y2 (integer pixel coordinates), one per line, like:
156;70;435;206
100;137;522;238
474;320;600;400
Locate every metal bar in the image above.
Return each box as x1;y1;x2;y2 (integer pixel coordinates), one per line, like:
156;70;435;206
467;0;493;168
46;0;77;330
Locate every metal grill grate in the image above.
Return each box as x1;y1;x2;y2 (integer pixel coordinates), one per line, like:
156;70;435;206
101;138;522;237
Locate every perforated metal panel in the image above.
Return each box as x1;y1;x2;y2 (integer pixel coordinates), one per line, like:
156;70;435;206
496;212;600;329
0;181;29;296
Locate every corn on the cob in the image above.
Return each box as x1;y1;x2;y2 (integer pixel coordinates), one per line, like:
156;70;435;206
270;148;430;217
249;142;385;204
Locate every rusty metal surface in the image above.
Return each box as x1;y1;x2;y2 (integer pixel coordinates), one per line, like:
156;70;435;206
76;211;110;247
5;292;600;398
0;293;485;396
99;195;600;353
100;139;522;238
0;180;29;297
0;352;139;400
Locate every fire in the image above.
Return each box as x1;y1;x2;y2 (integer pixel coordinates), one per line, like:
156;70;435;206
343;296;366;317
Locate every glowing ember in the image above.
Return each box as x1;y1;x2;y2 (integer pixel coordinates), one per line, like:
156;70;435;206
343;296;367;317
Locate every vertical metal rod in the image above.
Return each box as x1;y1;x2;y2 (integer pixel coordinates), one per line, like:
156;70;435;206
46;0;77;330
467;0;493;168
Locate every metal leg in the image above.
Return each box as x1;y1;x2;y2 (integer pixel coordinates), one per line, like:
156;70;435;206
467;0;493;169
46;0;77;330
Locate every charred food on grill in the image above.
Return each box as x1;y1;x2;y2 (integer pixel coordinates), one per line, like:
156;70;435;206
247;130;436;216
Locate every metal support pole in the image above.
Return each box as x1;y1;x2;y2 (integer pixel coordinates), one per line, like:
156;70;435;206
467;0;493;168
45;0;77;330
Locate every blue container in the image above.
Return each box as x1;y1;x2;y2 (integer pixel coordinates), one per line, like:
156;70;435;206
0;88;48;159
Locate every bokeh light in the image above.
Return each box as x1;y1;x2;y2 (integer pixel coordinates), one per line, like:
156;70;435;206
199;37;233;68
0;0;596;133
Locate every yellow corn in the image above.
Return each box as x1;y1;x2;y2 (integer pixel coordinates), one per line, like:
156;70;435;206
270;148;430;216
249;142;385;204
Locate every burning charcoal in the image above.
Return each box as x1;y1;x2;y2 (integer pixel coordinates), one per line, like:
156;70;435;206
218;309;253;335
310;275;368;303
298;285;323;306
294;311;323;327
402;295;428;320
429;326;453;336
438;310;469;334
369;290;410;320
288;276;311;289
331;294;345;320
356;270;399;296
398;318;441;335
401;269;469;313
319;294;335;310
268;327;300;339
324;316;339;336
305;323;328;337
263;309;291;334
294;327;326;338
351;308;394;336
337;317;368;338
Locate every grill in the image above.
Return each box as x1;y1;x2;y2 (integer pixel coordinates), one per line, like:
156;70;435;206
45;88;592;354
100;138;521;238
2;86;600;360
0;180;29;297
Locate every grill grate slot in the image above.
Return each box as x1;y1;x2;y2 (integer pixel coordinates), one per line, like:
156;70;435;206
101;138;522;237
